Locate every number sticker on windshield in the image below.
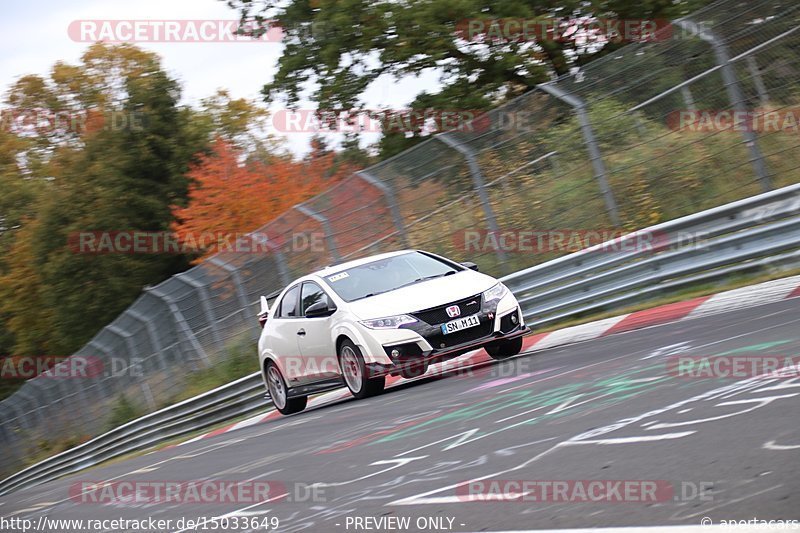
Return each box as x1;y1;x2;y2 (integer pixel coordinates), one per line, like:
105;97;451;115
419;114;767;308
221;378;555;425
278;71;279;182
328;272;349;282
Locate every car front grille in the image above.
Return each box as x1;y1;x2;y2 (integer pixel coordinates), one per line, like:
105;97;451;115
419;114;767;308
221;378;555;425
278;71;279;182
411;294;483;325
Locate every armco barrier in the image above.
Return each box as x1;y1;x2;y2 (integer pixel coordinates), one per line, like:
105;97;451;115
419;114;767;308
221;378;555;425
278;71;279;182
2;182;799;497
0;374;266;497
502;183;800;326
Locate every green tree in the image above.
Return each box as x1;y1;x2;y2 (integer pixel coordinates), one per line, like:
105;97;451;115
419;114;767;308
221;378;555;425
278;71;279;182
0;44;206;356
0;124;42;363
226;0;712;157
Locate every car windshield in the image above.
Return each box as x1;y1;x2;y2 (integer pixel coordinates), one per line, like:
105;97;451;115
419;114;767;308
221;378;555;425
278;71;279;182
323;251;461;302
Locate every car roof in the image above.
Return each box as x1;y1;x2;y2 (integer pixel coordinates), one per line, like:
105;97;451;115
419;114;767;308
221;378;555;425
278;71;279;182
311;249;419;278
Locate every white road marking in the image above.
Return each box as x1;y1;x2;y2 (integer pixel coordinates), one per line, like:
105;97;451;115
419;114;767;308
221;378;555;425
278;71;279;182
763;440;800;450
561;431;696;445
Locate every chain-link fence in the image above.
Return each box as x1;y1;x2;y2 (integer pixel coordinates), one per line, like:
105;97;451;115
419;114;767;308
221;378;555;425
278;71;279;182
2;0;800;477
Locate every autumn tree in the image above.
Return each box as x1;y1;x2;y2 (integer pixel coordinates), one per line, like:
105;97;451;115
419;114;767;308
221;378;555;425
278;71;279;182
0;43;206;357
172;137;356;257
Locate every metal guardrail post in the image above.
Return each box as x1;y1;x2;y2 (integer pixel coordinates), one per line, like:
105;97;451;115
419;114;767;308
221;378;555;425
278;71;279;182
88;339;121;399
145;286;212;367
175;272;224;349
55;359;93;425
232;232;291;287
44;376;74;437
6;401;28;432
436;133;508;266
0;417;19;465
537;83;622;227
265;239;292;286
745;56;769;106
208;257;251;311
107;325;157;412
680;86;697;111
295;203;342;262
356;171;409;247
0;419;12;446
126;309;167;370
675;19;771;192
29;382;57;436
208;256;261;340
0;413;22;476
16;390;45;431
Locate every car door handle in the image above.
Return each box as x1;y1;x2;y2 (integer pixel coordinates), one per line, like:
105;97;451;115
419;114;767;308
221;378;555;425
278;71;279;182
297;329;306;336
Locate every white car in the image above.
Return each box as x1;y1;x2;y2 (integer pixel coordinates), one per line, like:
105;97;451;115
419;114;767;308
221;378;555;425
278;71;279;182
257;249;528;414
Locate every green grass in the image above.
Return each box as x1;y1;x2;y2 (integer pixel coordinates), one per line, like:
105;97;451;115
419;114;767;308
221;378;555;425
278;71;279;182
166;334;260;405
105;393;146;431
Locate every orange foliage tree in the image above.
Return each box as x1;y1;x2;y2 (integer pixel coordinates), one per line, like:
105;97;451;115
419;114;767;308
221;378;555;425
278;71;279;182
171;138;354;257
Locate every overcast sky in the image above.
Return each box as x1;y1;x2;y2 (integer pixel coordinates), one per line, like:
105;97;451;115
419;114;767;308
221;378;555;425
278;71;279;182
1;0;440;155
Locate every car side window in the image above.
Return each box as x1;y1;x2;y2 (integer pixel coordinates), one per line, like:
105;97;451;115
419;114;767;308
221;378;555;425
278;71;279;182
300;282;327;316
277;285;300;318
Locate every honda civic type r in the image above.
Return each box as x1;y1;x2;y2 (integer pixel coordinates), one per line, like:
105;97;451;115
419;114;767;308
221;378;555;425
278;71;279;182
257;250;529;414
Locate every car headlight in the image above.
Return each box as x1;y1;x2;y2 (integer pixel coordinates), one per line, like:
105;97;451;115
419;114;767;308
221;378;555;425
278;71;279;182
359;314;417;329
483;282;508;302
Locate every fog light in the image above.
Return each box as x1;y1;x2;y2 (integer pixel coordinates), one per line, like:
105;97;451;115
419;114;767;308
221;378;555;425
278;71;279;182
391;349;400;358
511;313;518;324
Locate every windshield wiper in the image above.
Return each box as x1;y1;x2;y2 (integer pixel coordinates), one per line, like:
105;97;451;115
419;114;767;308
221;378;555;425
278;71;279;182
358;289;390;300
419;270;457;281
395;270;458;289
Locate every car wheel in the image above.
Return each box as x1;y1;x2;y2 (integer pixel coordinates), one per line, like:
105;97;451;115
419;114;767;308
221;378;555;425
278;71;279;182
266;361;307;415
485;336;524;360
398;359;429;379
338;339;385;399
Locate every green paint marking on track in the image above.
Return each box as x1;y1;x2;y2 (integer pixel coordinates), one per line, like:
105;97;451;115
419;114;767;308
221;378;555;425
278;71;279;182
714;339;796;357
373;364;673;445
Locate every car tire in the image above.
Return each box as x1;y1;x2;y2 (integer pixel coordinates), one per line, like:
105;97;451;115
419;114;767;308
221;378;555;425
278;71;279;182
265;361;307;415
485;336;524;360
338;339;385;399
398;360;429;379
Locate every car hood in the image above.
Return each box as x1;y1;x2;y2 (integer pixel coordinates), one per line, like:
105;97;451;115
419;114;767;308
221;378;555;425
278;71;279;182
346;270;498;319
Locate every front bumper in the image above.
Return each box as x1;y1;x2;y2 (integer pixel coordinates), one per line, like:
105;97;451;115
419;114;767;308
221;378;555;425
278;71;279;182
365;323;530;378
358;290;527;376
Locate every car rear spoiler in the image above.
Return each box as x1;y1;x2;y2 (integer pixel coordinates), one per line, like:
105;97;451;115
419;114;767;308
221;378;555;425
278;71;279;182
257;288;284;328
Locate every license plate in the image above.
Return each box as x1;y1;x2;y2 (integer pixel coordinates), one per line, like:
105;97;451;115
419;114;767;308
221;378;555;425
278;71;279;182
441;314;480;334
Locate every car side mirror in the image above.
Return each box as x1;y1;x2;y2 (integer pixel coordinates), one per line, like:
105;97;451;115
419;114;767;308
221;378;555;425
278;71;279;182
305;301;336;318
461;261;479;272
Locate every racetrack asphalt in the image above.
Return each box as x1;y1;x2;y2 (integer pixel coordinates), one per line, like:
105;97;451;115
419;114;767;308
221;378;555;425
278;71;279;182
2;297;800;532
